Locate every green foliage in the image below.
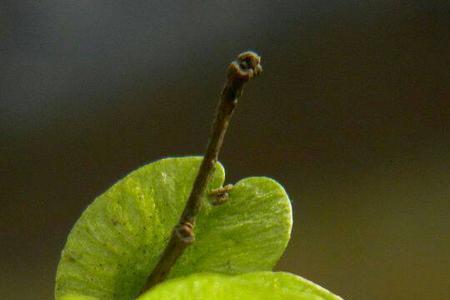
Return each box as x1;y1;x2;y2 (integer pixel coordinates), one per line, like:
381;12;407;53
55;157;293;300
138;272;342;300
58;273;342;300
59;295;98;300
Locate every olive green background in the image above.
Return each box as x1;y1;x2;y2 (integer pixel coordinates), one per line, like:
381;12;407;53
1;1;449;299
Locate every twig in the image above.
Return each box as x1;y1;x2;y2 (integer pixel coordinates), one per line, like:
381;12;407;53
140;51;262;293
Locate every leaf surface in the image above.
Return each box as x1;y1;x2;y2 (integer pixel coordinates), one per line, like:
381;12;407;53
59;295;98;300
138;272;343;300
55;157;292;300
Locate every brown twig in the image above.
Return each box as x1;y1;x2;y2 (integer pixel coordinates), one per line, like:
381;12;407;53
140;51;262;293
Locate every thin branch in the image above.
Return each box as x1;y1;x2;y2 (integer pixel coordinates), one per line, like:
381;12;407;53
140;51;262;293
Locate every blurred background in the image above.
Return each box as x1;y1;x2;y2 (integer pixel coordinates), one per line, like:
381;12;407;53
1;1;449;299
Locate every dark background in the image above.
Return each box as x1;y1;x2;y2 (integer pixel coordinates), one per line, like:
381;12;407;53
1;1;449;299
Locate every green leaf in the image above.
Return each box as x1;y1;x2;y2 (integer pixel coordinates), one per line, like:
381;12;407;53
59;295;98;300
55;157;292;300
138;272;343;300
